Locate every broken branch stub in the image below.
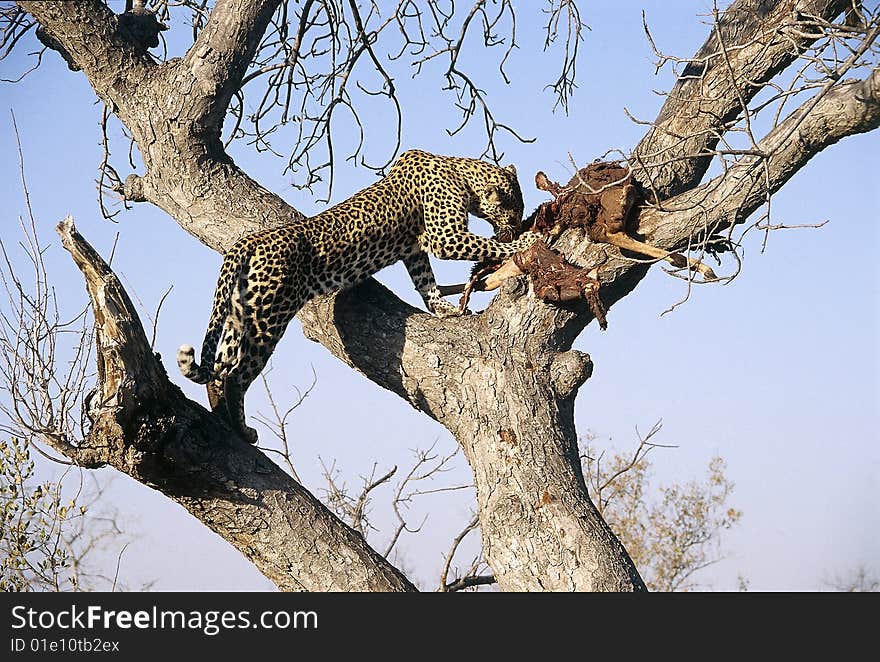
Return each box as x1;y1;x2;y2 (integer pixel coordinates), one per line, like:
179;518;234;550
54;216;417;592
55;216;165;436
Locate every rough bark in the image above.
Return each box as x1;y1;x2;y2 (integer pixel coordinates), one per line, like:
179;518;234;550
297;280;637;590
16;0;876;591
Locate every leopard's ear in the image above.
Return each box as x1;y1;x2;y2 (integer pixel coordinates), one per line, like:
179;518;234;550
504;164;517;177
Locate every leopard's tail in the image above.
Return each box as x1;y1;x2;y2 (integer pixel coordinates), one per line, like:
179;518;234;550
176;344;212;384
177;244;247;385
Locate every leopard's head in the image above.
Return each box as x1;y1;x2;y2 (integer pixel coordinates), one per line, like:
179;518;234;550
469;163;525;243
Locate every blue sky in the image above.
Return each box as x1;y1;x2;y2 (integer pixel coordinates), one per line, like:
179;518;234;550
1;1;877;590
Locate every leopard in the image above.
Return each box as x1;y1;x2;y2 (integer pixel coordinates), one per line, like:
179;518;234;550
177;149;541;443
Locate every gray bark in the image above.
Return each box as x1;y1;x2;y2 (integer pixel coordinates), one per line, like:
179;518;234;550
16;0;878;591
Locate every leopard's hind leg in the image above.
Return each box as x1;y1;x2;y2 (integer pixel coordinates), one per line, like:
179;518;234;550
206;265;250;439
214;241;307;444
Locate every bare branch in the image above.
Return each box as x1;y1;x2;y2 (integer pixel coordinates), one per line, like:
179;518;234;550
439;515;481;592
444;574;496;592
633;0;851;197
640;66;880;248
383;446;461;558
542;0;587;113
184;0;284;130
319;441;464;564
254;366;317;482
824;565;880;592
0;114;95;465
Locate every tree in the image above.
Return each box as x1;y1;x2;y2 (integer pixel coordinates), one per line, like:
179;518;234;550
581;425;742;592
1;0;876;591
314;425;744;591
0;436;136;591
823;566;880;592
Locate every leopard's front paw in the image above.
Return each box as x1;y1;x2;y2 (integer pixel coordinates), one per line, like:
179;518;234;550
431;300;467;318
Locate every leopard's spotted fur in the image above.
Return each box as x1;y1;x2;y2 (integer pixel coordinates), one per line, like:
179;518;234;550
177;149;539;443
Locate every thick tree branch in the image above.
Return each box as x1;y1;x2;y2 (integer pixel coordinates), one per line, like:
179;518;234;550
633;0;849;197
499;60;878;335
183;0;283;138
640;66;880;245
55;216;416;593
298;280;644;591
430;0;866;357
20;1;301;252
17;1;154;107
